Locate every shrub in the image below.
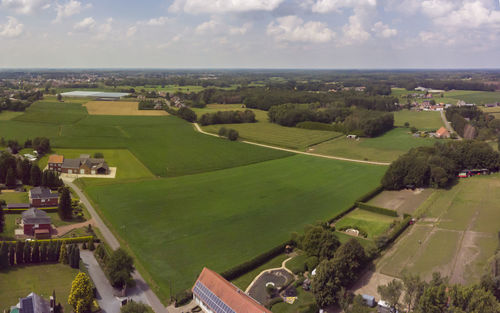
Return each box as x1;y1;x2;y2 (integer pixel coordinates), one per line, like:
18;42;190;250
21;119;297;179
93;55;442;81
305;256;319;271
356;186;384;203
357;202;398;217
218;127;228;137
378;216;412;249
174;290;193;307
266;296;284;309
177;107;197;123
227;129;239;141
93;152;104;158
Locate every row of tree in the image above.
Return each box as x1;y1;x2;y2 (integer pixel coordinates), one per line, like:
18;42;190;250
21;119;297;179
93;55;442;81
0;152;62;188
268;104;351;127
1;137;51;155
198;110;256;125
382;141;500;190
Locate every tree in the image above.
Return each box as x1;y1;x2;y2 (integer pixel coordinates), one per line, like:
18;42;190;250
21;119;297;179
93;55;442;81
88;237;95;251
107;248;134;288
68;272;93;313
177;107;197;122
218;127;228;137
57;94;62;101
23;242;31;264
402;273;425;312
58;187;72;220
378;279;403;310
31;241;40;263
6;167;16;188
0;242;9;269
416;284;448;313
121;301;154;313
15;241;24;264
449;285;500;313
40;242;48;262
0;206;4;234
227;129;239;141
30;165;42;186
9;244;15;266
59;243;68;264
311;259;340;307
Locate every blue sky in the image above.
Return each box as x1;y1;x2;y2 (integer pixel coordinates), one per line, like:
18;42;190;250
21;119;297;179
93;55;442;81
0;0;499;68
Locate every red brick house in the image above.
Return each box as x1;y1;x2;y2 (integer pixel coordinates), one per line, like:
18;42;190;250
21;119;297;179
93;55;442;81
47;154;110;175
192;267;272;313
29;186;59;207
47;154;64;171
22;208;52;238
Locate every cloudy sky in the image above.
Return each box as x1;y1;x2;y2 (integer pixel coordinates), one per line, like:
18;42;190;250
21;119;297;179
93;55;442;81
0;0;499;68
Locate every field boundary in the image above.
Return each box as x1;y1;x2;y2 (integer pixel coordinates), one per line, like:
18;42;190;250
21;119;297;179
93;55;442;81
193;123;390;166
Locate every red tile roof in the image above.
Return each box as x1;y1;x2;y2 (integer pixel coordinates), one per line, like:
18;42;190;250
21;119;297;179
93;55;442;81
48;154;64;164
192;268;272;313
436;127;450;137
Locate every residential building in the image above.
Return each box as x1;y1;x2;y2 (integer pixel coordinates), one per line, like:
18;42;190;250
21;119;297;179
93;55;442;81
192;267;272;313
10;292;56;313
47;154;64;171
435;127;451;139
29;186;59;207
48;154;110;175
21;208;52;238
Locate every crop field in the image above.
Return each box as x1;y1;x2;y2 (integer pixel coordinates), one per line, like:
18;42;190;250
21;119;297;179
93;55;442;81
84;101;169;116
0;264;79;313
368;189;434;215
0;99;291;177
394;110;443;130
84;155;386;301
334;209;397;239
377;175;500;284
311;128;437;163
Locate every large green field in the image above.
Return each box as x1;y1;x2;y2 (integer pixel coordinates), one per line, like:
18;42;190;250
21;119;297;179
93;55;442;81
0;98;291;177
311;127;437;163
392;88;500;105
394;110;444;130
378;174;500;284
84;155;386;301
0;264;79;313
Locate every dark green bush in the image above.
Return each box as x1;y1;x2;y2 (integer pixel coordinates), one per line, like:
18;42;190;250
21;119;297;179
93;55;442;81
305;256;319;271
174;290;193;307
296;121;335;131
227;129;239;141
266;297;284;309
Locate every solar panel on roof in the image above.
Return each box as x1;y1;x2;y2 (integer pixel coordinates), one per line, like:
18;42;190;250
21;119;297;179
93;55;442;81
20;297;34;313
193;281;236;313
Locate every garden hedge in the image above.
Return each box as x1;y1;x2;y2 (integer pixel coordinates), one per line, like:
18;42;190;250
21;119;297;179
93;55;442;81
220;241;292;281
381;215;412;249
357;202;398;217
4;207;58;214
0;236;94;245
328;185;384;223
296;121;335;131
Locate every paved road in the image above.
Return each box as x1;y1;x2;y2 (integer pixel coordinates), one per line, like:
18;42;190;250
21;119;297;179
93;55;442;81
440;110;462;139
192;123;390;166
65;179;168;313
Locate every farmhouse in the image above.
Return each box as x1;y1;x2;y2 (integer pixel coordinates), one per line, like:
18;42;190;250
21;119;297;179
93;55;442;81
9;292;56;313
29;186;59;207
192;267;272;313
435;127;450;139
21;208;52;238
48;154;110;175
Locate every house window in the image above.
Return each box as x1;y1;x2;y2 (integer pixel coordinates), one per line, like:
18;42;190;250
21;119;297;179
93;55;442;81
80;169;85;174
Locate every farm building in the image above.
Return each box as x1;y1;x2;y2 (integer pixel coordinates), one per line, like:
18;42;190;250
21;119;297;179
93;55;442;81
48;154;110;175
29;186;59;207
9;292;56;313
60;91;130;100
192;267;272;313
21;208;52;238
7;203;30;210
435;127;450;139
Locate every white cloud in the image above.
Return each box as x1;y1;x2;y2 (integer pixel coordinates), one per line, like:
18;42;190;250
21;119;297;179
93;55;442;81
73;17;96;31
0;0;50;14
54;0;89;22
169;0;284;14
0;16;24;37
439;1;500;29
420;0;456;17
195;19;219;34
342;13;370;44
195;18;252;36
267;15;335;43
144;16;169;26
229;22;252;35
126;25;137;37
371;21;397;38
311;0;376;13
95;17;112;39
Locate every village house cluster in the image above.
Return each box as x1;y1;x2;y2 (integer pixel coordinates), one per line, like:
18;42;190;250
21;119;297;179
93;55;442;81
48;154;109;175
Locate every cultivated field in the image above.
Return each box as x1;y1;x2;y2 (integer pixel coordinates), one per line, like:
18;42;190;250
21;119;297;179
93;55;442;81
368;189;434;215
84;155;386;301
334;208;397;239
84;101;169;116
0;264;79;313
377;175;500;284
394;110;444;130
311;128;437;163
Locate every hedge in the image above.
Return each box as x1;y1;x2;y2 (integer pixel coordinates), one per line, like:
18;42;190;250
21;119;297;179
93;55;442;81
380;215;412;249
296;121;335;131
220;241;291;281
357;202;398;217
0;236;95;245
328;186;384;224
4;207;58;214
174;290;193;307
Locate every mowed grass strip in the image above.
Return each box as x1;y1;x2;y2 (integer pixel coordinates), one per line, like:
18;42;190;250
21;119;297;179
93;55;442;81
334;208;396;239
394;110;444;130
84;101;169;116
84;155;386;301
0;111;24;120
0;264;79;313
312;127;437;163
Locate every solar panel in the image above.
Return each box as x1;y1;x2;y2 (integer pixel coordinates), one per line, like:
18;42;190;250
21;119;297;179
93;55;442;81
193;281;236;313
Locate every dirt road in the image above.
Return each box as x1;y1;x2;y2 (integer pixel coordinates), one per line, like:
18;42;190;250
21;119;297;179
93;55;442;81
440;110;462;139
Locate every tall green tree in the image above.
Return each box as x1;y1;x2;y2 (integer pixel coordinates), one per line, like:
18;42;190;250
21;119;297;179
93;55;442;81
40;242;48;262
0;206;4;233
6;167;16;188
107;248;135;288
30;165;42;186
15;241;24;264
402;273;425;312
58;187;72;220
378;279;403;310
0;242;9;269
31;241;40;263
68;272;93;313
23;242;31;263
59;243;68;264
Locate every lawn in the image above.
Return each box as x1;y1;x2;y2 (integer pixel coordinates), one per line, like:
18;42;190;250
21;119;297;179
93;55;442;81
0;263;79;313
312;127;437;163
0;191;28;203
0;111;24;120
231;254;289;290
84;155;386;302
271;287;316;313
334;208;397;239
394;110;444;130
0;99;292;177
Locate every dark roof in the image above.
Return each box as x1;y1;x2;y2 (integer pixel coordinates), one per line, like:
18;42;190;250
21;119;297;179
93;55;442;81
30;187;58;199
19;293;50;313
22;208;51;225
7;203;31;209
62;158;81;169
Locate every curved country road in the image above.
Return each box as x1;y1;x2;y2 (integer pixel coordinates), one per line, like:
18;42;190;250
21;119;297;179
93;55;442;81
440;110;462;140
193;123;390;166
64;179;168;313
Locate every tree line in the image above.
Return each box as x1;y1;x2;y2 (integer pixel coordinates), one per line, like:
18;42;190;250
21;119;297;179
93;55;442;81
0;152;62;189
198;110;256;126
382;141;500;190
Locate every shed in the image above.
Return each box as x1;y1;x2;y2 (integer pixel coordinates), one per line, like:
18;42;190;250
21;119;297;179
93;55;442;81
362;294;376;307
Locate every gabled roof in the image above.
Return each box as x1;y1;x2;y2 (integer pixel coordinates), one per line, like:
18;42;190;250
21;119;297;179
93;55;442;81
19;292;50;313
62;158;81;169
29;187;59;199
47;155;64;164
22;208;52;225
192;268;271;313
436;127;450;137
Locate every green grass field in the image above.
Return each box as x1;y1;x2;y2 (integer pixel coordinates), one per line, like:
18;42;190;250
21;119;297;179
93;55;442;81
378;174;500;284
84;155;386;302
231;254;288;290
0;111;24;120
394;110;444;130
271;287;316;313
392;88;500;105
334;208;396;239
0;264;79;313
312;127;437;162
0;191;28;203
